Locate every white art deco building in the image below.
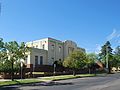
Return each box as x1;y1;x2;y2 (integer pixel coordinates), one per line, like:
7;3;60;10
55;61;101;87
25;37;85;67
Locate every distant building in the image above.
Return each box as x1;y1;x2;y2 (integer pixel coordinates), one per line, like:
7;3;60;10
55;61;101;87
25;37;85;67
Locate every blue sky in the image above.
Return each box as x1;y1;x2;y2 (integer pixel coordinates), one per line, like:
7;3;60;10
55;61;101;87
0;0;120;53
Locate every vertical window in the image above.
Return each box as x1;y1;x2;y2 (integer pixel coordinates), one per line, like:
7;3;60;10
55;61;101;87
68;47;70;54
42;44;45;49
59;59;61;61
51;45;54;50
40;41;42;47
36;45;38;48
40;56;43;65
52;57;54;63
59;46;61;52
35;56;38;65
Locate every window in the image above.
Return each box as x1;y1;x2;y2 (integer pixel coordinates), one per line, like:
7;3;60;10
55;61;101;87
36;45;38;48
40;56;43;65
52;57;54;62
59;46;61;52
35;56;38;65
42;44;45;49
40;41;42;46
51;45;54;50
68;47;70;54
59;59;61;61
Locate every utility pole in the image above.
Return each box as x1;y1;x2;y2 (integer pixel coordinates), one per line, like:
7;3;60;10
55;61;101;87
21;61;23;80
106;46;109;72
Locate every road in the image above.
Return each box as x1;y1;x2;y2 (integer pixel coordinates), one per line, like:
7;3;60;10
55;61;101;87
1;73;120;90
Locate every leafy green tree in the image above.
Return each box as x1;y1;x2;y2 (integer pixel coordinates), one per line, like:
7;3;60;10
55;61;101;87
53;60;63;67
0;38;8;72
18;42;30;61
113;46;120;69
5;41;20;81
99;41;113;73
0;38;30;80
86;53;97;74
0;38;6;60
114;46;120;55
0;38;4;49
63;50;87;76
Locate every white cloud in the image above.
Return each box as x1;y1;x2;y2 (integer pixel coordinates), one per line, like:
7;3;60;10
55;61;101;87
106;29;117;41
95;44;101;54
86;44;101;54
106;29;120;45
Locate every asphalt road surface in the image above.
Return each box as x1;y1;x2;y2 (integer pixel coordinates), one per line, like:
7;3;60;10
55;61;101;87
1;73;120;90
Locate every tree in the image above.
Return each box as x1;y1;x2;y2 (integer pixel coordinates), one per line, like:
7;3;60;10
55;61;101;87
113;46;120;69
0;38;6;60
53;60;63;67
114;46;120;55
5;41;20;81
0;38;4;49
0;38;8;72
0;38;30;80
99;41;113;73
18;42;30;62
63;50;86;76
86;53;97;74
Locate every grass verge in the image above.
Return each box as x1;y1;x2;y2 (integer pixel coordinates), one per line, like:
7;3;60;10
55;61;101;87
0;80;41;86
0;74;95;87
41;74;95;81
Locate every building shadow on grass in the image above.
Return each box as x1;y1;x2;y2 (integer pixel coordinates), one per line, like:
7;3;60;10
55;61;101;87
0;81;73;90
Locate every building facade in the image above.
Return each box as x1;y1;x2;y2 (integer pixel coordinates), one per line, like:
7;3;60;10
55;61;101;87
25;37;85;66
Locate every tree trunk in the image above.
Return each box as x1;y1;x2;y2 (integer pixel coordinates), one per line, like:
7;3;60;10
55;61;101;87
108;66;111;74
11;60;14;81
108;62;111;74
89;68;91;74
73;69;76;76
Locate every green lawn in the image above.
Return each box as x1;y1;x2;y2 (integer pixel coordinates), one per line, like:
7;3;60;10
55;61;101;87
0;79;41;86
0;74;95;87
41;74;95;81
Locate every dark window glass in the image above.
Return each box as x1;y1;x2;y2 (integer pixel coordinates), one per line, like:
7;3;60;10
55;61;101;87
43;44;45;49
35;56;38;65
40;56;43;65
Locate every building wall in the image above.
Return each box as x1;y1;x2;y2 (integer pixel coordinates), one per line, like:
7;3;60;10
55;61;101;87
26;48;48;66
26;38;49;50
26;38;64;65
26;37;85;66
77;47;86;53
63;40;77;59
48;38;63;65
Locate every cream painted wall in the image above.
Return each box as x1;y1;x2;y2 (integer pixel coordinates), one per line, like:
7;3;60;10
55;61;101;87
26;48;48;66
26;38;49;50
48;38;63;65
63;40;77;59
26;37;84;66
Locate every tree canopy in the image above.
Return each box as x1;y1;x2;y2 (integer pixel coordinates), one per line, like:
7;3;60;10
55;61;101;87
63;50;87;69
0;38;30;80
